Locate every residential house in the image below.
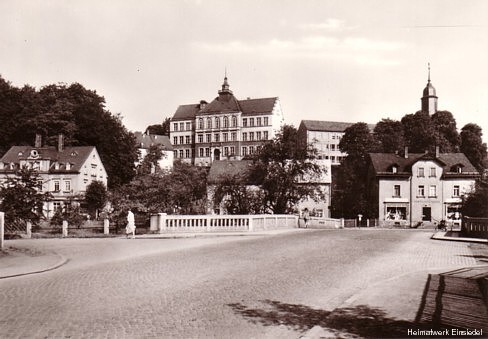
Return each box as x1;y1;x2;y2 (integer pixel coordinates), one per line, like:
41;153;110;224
207;159;331;217
170;76;284;166
0;135;108;218
368;148;479;227
134;132;174;172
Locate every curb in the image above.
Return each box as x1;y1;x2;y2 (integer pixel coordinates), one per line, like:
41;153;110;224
431;231;488;243
0;254;69;279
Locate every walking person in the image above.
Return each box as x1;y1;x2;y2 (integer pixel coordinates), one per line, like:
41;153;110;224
302;208;310;228
125;208;136;239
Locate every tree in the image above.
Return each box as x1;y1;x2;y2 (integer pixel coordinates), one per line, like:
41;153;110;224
401;111;435;153
373;119;404;153
460;123;487;173
431;111;460;152
109;161;209;226
334;122;378;218
213;174;265;215
461;179;488;218
84;181;108;217
139;144;166;174
249;125;326;214
145;117;170;136
0;77;138;188
0;168;52;230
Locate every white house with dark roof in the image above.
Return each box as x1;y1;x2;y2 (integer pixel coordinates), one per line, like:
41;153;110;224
298;120;375;165
207;159;331;217
170;76;284;166
0;135;107;218
134;132;174;172
368;148;479;227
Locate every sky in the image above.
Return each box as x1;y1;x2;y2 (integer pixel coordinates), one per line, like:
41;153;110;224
1;0;488;143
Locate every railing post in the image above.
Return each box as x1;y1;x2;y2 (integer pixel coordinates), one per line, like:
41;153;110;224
62;220;68;238
341;218;345;228
26;221;32;239
0;212;4;250
158;213;167;233
103;218;109;235
248;216;254;232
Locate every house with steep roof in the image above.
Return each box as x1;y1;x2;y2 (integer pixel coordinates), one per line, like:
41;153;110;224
368;147;479;227
206;159;331;217
0;135;108;218
170;76;284;166
298;120;375;165
134;132;174;172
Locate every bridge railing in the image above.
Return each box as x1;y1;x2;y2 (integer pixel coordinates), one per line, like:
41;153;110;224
150;214;299;233
461;217;488;239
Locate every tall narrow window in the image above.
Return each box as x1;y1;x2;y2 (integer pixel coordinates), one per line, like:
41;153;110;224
429;167;436;177
429;185;437;197
418;167;425;177
453;185;460;197
418;185;425;197
394;185;400;197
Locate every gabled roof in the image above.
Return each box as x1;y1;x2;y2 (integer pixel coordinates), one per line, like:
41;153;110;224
369;152;479;177
172;103;201;121
300;120;375;132
0;145;97;173
134;133;173;151
200;95;242;114
239;97;278;116
172;97;279;119
207;160;255;185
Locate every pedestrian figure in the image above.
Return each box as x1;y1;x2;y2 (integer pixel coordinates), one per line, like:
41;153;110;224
303;208;310;228
126;208;136;239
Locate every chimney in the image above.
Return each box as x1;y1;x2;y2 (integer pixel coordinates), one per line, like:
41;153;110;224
34;134;42;148
435;146;440;158
58;134;64;152
404;146;408;159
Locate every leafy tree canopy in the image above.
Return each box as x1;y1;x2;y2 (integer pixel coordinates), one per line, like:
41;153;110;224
0;168;52;229
460;123;487;173
0;75;138;188
145;117;170;136
84;180;108;215
249;125;326;214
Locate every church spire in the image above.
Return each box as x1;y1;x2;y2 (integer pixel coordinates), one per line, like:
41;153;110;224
421;63;438;114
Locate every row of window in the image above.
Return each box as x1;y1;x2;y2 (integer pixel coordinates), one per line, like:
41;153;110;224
417;167;437;177
392;185;460;198
37;179;71;192
173;131;270;145
176;116;271;131
173;146;261;159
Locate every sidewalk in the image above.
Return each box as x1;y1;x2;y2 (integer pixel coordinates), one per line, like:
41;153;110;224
300;231;488;339
0;228;303;279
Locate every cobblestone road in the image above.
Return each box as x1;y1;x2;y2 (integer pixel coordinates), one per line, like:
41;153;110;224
0;230;478;338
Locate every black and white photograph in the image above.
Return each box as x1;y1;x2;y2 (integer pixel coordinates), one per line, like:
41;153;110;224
1;1;487;338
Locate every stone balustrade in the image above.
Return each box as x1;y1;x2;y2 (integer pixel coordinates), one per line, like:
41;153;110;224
150;214;299;233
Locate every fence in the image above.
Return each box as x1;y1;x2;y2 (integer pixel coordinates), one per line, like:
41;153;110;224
150;214;299;233
461;217;488;239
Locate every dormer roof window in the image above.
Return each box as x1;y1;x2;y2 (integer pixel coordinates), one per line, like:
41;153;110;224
450;164;464;173
30;150;39;158
388;164;399;174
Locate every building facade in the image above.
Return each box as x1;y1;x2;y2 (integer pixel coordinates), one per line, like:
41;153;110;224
170;76;284;166
206;159;331;217
298;120;374;165
368;149;479;227
0;136;108;218
134;132;174;172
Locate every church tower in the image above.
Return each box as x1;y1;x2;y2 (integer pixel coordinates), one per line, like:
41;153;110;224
421;63;438;114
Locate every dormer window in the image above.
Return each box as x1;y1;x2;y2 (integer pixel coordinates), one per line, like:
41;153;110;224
66;163;71;170
389;164;399;173
18;151;23;156
30;150;39;158
450;164;463;173
71;151;78;156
